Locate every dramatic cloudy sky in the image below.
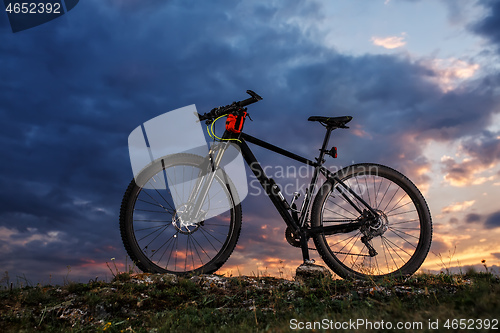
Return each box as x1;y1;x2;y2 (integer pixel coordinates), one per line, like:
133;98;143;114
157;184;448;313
1;0;500;284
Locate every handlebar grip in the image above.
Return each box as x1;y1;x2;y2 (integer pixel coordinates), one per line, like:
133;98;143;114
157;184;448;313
238;97;256;107
238;90;263;107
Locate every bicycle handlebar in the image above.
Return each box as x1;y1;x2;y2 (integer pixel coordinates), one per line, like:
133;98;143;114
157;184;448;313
199;90;262;121
239;90;263;107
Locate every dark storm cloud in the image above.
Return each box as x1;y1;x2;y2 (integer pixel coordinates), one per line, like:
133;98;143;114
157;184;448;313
0;0;333;282
439;0;469;25
485;210;500;229
460;210;500;229
1;0;500;282
465;213;482;223
472;0;500;51
460;131;500;165
440;158;475;186
430;239;448;255
440;130;500;185
280;53;500;189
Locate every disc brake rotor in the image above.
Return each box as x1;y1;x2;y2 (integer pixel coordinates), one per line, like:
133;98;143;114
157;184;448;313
172;204;203;234
360;209;389;239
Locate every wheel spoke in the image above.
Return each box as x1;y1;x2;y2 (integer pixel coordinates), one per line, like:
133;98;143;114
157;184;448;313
374;177;384;209
388;227;419;241
386;197;411;214
388;228;417;249
383;187;400;213
377;182;391;210
145;175;177;213
136;224;169;232
123;155;240;274
383;235;412;259
199;226;224;247
316;165;431;278
381;236;401;271
327;198;359;217
138;224;170;246
324;207;356;220
390;218;419;225
137;196;175;214
364;176;372;207
386;209;417;217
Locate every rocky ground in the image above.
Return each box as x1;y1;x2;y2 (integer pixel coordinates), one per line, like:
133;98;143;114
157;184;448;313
1;267;499;332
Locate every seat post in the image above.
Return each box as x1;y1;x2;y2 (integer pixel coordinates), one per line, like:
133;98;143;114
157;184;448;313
317;127;333;164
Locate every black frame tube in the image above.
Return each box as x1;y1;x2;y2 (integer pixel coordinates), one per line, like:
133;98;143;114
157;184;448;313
240;133;318;167
237;138;301;233
222;129;379;235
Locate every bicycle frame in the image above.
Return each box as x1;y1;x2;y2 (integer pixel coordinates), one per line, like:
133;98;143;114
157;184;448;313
188;125;379;262
122;90;431;278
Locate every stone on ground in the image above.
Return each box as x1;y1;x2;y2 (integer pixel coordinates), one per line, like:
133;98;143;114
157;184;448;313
295;262;332;284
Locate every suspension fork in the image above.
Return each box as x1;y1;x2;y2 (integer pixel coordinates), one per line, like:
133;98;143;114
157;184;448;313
185;140;231;220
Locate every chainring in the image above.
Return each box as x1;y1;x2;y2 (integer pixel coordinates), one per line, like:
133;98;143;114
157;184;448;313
285;227;301;248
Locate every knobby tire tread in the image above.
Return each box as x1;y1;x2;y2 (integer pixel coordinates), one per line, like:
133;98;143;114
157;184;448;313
311;163;432;280
119;153;242;276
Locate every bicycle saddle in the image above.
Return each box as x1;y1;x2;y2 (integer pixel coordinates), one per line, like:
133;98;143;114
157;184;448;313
308;116;353;128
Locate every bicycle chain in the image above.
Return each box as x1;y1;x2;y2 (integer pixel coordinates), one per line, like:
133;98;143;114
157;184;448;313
322;219;359;223
305;244;372;256
305;220;360;252
307;244;372;256
332;251;371;257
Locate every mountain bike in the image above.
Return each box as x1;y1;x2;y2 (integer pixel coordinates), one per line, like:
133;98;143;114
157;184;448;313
120;90;432;279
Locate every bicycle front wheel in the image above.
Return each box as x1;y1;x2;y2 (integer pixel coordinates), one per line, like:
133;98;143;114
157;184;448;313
120;153;242;276
311;163;432;279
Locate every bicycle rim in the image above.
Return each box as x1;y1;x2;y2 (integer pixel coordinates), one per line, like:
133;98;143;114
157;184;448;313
121;154;241;275
313;164;432;278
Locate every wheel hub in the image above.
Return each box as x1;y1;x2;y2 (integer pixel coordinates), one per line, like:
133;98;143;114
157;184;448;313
172;204;203;234
361;209;389;238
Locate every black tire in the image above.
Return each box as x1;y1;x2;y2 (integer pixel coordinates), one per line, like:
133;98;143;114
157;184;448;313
311;163;432;279
120;153;242;276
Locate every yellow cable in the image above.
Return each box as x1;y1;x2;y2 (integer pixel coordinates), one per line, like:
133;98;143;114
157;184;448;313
207;115;242;143
207;124;214;140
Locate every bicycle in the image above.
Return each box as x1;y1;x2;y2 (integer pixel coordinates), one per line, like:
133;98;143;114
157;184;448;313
120;90;432;279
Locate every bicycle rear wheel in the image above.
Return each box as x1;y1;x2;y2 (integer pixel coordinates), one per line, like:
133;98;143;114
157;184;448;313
120;153;241;276
311;163;432;279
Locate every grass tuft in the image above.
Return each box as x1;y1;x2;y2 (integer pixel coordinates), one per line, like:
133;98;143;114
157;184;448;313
0;268;499;332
